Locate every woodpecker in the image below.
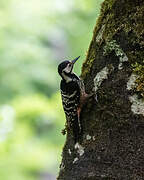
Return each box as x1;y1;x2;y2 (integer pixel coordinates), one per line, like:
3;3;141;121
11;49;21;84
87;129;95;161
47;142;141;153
58;56;84;143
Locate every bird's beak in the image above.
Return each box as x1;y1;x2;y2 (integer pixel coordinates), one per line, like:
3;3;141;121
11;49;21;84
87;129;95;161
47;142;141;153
71;56;80;64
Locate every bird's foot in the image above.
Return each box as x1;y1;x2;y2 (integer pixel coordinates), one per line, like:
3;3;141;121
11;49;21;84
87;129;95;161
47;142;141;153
61;128;66;135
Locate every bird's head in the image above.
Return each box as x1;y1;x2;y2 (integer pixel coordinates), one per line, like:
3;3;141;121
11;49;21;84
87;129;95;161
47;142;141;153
58;56;80;81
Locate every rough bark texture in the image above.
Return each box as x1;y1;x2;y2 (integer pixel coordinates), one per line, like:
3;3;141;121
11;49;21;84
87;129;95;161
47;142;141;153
58;0;144;179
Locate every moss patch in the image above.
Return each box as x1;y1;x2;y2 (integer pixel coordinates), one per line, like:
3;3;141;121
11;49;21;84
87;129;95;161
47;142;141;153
132;61;144;97
81;0;144;97
81;43;99;79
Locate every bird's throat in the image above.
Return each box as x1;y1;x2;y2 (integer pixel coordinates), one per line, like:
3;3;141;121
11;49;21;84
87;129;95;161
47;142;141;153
61;72;73;83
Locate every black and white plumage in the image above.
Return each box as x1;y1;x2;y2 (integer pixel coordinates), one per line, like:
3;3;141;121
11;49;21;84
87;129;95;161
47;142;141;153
58;56;82;142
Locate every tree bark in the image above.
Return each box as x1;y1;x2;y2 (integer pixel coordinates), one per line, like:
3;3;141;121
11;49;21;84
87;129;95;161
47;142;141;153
58;0;144;179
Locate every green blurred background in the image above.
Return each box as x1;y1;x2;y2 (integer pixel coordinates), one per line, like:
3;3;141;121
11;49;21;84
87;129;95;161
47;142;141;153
0;0;103;179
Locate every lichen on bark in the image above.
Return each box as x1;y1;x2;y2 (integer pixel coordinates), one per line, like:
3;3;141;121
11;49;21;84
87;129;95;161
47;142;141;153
81;0;144;97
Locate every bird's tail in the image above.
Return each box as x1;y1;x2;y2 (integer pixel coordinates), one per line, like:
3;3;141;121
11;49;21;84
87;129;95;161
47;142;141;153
71;115;82;143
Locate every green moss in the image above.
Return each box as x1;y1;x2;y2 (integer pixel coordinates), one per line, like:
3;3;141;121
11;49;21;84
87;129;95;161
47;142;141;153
101;0;116;13
81;58;94;79
81;44;98;79
81;0;144;83
81;0;119;79
132;61;144;97
102;0;144;47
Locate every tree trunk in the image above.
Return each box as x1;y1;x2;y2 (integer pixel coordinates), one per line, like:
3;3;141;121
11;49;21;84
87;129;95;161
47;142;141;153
58;0;144;179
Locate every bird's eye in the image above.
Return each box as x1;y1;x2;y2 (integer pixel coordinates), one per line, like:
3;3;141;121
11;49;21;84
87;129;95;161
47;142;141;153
68;64;71;67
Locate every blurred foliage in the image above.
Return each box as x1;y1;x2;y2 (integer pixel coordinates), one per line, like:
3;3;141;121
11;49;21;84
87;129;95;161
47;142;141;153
0;0;103;179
